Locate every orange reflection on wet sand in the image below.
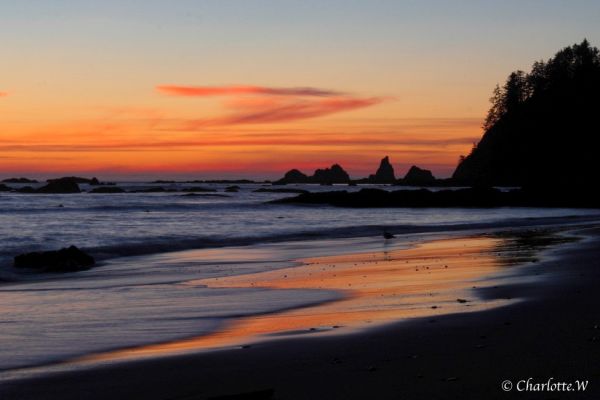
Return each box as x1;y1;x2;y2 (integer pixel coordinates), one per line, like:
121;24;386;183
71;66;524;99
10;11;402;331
78;236;512;363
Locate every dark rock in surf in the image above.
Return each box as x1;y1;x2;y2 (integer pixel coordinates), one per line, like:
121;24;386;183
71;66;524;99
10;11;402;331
14;246;95;273
36;179;81;194
16;186;36;193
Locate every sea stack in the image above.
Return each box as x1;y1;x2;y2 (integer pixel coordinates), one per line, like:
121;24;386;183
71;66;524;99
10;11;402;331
277;169;310;184
312;164;350;184
403;166;436;186
274;164;350;184
369;156;396;183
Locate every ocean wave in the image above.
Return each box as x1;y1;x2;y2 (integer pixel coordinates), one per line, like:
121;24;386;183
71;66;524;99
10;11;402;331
2;207;599;282
53;213;600;260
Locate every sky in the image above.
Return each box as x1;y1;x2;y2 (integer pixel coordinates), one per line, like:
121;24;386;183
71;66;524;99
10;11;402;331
2;0;600;180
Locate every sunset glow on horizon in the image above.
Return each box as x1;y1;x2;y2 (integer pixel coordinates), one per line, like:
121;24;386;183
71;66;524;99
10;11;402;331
2;1;599;180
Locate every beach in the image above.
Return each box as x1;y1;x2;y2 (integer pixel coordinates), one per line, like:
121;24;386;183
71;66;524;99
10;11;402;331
1;222;599;399
4;4;600;399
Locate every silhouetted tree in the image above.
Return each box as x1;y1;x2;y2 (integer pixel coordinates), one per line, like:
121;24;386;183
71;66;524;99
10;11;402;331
453;39;600;189
482;84;505;131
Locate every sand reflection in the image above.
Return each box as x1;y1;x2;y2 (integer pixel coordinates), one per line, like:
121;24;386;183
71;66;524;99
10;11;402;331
78;235;519;364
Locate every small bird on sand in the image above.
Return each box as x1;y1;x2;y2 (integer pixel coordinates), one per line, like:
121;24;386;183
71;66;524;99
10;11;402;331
383;230;395;239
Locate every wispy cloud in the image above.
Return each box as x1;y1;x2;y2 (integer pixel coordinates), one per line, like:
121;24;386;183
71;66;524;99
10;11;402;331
0;92;8;97
156;85;343;97
185;96;385;128
156;84;386;127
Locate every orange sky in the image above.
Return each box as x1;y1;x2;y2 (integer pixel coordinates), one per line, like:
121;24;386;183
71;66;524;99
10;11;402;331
2;2;597;180
0;82;483;179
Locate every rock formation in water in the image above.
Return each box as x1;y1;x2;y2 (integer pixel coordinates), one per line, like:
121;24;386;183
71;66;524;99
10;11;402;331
14;246;95;273
47;176;99;185
272;186;600;208
312;164;350;184
1;177;38;183
275;164;350;184
276;169;310;184
36;179;81;193
368;156;396;183
403;166;436;185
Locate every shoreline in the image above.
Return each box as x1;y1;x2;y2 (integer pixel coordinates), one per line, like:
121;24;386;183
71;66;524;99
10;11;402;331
73;233;521;365
3;213;600;285
0;227;508;376
2;223;599;398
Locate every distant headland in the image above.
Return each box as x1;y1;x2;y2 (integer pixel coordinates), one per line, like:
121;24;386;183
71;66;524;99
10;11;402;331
273;40;600;208
453;39;600;188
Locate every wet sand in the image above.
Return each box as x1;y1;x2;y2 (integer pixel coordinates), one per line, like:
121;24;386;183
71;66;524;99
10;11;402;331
1;226;599;399
77;235;516;363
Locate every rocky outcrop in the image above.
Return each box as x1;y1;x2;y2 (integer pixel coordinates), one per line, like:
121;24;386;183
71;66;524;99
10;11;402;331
312;164;350;184
14;246;95;272
2;177;38;183
271;186;600;208
369;156;396;183
47;176;99;185
36;179;81;193
16;186;35;193
225;186;240;192
403;166;436;185
276;164;350;184
276;169;310;184
0;184;10;192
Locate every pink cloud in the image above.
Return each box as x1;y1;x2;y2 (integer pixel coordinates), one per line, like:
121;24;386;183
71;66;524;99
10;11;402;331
0;92;8;97
156;84;386;127
189;96;384;127
156;85;343;97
